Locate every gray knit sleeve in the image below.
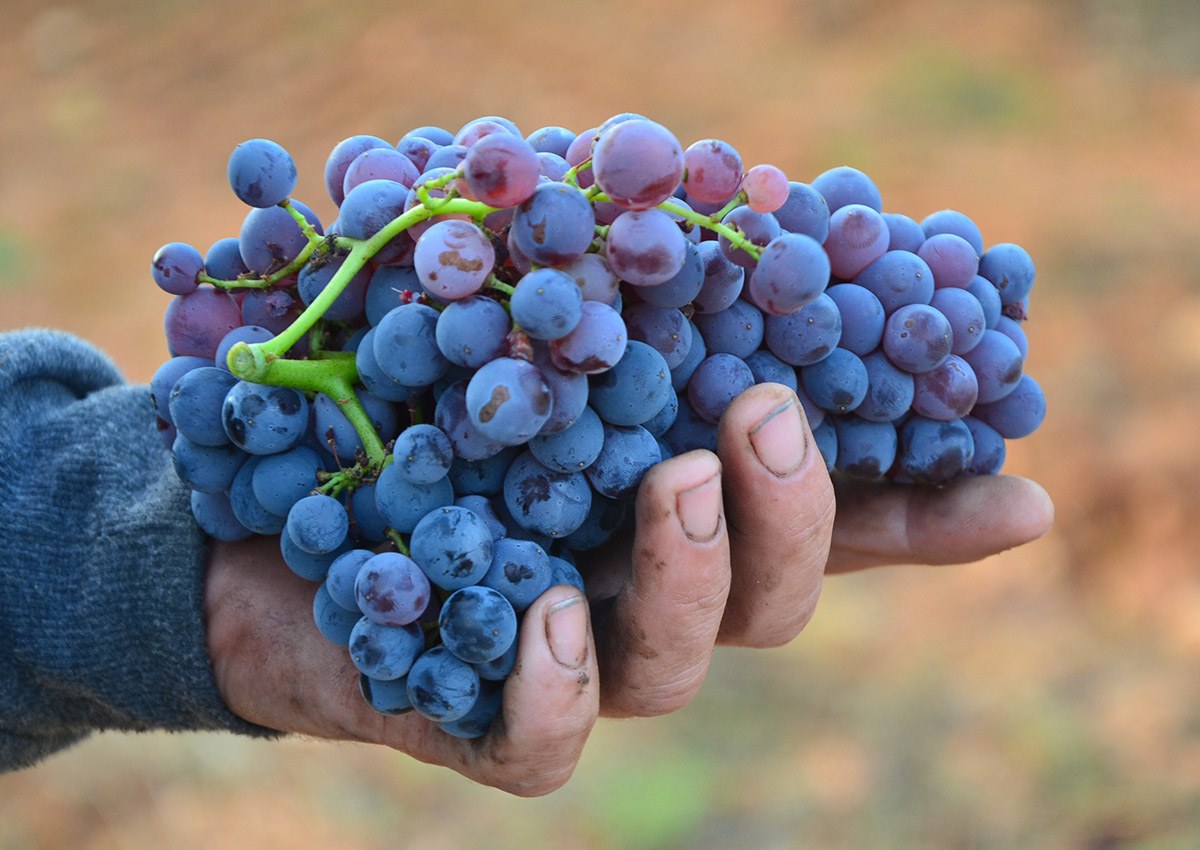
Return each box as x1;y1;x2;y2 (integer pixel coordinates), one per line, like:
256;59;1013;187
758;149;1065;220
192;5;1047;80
0;329;277;772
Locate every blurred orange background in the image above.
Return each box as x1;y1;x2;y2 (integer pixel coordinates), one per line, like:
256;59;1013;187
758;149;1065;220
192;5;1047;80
3;0;1200;847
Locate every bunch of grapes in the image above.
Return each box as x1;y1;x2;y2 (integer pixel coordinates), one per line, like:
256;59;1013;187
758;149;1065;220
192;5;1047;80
149;113;1044;737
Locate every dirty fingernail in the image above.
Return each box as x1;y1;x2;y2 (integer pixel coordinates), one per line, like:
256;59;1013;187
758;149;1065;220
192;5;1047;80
749;399;805;476
676;472;722;542
545;594;589;669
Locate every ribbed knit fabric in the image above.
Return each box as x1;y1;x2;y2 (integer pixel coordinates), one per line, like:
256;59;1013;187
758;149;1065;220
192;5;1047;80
0;329;277;772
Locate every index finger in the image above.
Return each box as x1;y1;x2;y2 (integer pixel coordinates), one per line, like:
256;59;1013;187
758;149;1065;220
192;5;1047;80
827;473;1055;573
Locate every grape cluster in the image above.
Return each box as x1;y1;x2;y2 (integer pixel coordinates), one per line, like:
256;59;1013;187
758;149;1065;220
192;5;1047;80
149;113;1044;737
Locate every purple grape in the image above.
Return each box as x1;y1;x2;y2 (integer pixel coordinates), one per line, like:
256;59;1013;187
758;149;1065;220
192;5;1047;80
825;204;890;280
324;134;393;206
355;552;432;627
911;354;979;420
163;288;242;360
918;232;980;290
605;208;688;287
882;303;953;374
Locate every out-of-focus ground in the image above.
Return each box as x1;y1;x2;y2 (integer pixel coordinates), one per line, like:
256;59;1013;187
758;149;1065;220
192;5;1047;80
3;0;1200;847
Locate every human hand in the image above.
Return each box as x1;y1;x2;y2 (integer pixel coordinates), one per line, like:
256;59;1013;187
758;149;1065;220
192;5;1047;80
204;381;1053;795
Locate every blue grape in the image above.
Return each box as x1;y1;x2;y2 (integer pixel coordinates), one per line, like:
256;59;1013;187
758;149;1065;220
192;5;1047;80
439;585;518;664
465;357;553;444
164;288;244;361
409;506;495;590
663;395;719;455
526;125;576;157
204;236;251;284
825;204;889;280
693;299;764;360
355;551;432;627
448;445;519;496
931;287;987;355
898;416;975;485
453;495;508;541
511;181;596;267
968;275;1003;330
586;423;662;499
688;353;755;424
693;241;745;314
622;303;693;369
391;424;454;484
435;295;511;368
151;356;210;422
978;243;1035;306
228;138;296;208
325;549;374;612
561;493;630;551
190;490;253;542
811;165;882;213
151;242;203;295
413;219;496;301
961;329;1023;403
772;181;831;243
812;418;838;472
407;646;481;723
833;416;898;480
169;366;238;447
434;381;506;462
313;391;400;463
918;233;979;290
222;380;309;455
717;206;780;270
800;348;869;414
349;481;389;543
349;618;425;681
297;255;370;323
503;451;592;538
374;462;455;534
882;304;953;374
588;340;672;427
403;125;455;145
529;405;604;472
474;641;519;681
439;681;503;739
745;349;799;393
642;385;680;437
313;582;359;646
365;265;421;327
225;456;284;535
670;319;707;391
881;213;926;253
172;433;246;494
373;302;450;388
921;209;984;256
827;283;885;356
530;341;590;435
510;268;584;340
971;374;1045;439
238;201;322;275
856;351;915;423
748;232;831;316
286;494;349;555
481;538;553;612
359;674;413;716
963;416;1007;475
354;329;420;403
280;531;351;582
763;292;842;367
854;250;935;315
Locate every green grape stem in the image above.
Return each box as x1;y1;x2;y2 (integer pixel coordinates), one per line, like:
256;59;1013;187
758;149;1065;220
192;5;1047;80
658;198;763;261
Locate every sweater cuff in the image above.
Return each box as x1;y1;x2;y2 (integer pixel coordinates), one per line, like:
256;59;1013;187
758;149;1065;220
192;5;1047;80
0;330;278;771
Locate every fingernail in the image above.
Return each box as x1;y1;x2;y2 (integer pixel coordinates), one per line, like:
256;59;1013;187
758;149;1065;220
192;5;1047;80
545;594;589;669
749;399;806;476
676;473;722;542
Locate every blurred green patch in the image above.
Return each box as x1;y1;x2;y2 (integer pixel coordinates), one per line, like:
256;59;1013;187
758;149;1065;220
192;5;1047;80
584;753;717;850
0;228;32;290
876;45;1044;132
